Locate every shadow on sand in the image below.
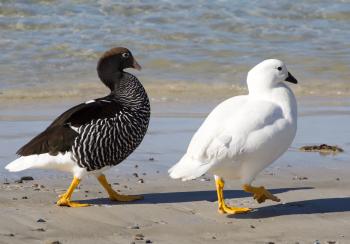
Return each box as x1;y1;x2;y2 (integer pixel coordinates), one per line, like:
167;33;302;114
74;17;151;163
79;187;350;218
80;187;311;205
230;197;350;219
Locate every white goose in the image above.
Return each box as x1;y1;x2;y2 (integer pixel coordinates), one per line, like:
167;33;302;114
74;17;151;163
169;59;298;214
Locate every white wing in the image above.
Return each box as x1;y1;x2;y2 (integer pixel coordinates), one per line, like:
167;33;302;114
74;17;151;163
169;95;286;180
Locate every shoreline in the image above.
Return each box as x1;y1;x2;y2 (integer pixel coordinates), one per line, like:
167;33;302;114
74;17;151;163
1;97;350;243
2;80;350;105
1;97;350;177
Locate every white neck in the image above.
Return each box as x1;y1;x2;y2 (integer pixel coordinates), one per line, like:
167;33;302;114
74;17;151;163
249;82;297;123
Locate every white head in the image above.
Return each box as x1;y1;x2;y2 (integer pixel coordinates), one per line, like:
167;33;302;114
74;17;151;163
247;59;297;95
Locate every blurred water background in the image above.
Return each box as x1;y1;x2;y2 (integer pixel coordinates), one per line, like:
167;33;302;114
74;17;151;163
0;0;350;101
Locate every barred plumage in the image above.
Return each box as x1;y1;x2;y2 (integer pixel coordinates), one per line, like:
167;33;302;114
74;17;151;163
6;47;149;207
72;73;150;171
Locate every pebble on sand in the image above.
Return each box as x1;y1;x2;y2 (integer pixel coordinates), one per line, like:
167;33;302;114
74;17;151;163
128;225;140;229
293;176;308;180
37;218;46;223
134;233;144;240
34;228;46;232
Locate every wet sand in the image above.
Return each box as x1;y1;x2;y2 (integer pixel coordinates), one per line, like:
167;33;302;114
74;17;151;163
1;99;350;243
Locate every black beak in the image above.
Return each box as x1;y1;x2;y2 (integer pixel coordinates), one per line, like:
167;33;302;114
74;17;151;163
285;72;298;84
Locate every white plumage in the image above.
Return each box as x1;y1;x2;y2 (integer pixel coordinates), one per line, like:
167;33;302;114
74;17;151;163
169;59;298;186
5;152;85;176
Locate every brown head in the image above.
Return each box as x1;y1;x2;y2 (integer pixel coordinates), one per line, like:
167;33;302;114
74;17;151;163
97;47;141;91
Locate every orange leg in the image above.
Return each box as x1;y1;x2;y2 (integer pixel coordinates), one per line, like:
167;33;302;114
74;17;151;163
57;177;90;207
215;176;251;214
243;184;280;204
97;174;143;202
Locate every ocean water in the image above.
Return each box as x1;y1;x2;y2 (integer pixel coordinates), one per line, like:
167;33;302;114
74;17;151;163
0;0;350;100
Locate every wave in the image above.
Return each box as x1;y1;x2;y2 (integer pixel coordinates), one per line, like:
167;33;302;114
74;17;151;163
1;80;350;103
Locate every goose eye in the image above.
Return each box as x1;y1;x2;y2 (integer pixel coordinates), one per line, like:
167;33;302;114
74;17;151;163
122;52;130;58
277;67;282;71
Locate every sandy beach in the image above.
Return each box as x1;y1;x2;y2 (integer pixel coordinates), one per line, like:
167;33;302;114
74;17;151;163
1;1;350;243
1;169;350;244
1;99;350;244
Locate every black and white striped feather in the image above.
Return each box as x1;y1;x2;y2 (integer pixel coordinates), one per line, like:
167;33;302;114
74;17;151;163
17;72;150;171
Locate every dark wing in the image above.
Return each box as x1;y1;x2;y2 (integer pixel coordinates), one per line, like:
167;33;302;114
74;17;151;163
16;126;79;156
49;97;123;128
17;98;122;156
